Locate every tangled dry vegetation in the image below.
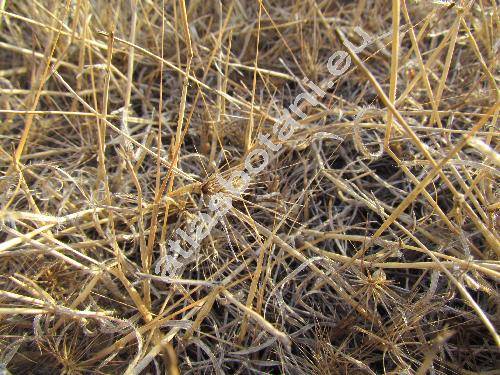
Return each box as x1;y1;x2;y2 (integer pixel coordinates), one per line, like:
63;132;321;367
0;0;499;373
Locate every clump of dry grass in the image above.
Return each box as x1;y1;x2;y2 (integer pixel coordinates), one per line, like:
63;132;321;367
0;0;499;374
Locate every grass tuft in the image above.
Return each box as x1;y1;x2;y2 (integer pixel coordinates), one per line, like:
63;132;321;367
0;0;498;373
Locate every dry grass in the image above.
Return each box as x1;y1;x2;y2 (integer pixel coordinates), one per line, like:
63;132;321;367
0;0;499;374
